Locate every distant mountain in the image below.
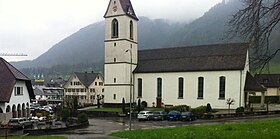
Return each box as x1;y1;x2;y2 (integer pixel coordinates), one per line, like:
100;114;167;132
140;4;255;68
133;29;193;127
13;0;279;77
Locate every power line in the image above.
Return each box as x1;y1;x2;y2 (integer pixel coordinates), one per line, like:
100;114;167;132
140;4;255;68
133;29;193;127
0;53;28;56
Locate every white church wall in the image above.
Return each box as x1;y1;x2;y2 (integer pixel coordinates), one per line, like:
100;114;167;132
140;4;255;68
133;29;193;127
134;70;246;109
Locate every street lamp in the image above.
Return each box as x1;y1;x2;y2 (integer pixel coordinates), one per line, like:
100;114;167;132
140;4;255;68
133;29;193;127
125;49;132;131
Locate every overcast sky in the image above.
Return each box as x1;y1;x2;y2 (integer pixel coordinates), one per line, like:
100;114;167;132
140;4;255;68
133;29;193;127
0;0;223;62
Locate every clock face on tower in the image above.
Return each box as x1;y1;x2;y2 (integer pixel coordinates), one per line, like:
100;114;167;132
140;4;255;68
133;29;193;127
113;6;117;12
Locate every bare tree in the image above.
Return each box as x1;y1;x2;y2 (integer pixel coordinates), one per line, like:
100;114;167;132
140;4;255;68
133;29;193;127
226;98;235;114
229;0;280;73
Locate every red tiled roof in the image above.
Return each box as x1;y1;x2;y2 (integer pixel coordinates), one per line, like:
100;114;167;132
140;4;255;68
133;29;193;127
0;58;35;102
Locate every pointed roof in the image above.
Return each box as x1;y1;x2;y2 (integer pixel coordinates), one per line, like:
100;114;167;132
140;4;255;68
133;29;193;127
74;72;102;87
0;57;35;102
244;72;267;92
134;43;249;73
104;0;138;20
119;0;138;20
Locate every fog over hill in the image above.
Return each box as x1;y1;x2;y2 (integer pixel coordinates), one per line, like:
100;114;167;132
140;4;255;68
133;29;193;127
13;0;279;77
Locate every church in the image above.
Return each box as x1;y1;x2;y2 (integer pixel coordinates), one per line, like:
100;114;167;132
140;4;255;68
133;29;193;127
103;0;265;109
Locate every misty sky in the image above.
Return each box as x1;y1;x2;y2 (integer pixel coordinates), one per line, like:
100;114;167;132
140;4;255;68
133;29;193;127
0;0;223;62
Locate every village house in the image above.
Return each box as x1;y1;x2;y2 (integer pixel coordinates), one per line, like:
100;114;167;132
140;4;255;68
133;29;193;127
0;58;35;124
64;72;104;106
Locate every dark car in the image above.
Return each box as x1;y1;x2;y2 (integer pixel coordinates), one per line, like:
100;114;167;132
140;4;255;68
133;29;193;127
150;111;167;120
167;111;181;120
181;112;197;121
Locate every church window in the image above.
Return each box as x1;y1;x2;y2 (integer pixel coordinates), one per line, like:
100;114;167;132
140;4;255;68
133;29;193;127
114;43;117;47
130;21;133;40
219;76;226;99
114;78;117;83
113;94;116;100
114;58;116;62
178;78;184;99
138;78;142;98
157;78;162;98
198;77;204;99
112;19;119;38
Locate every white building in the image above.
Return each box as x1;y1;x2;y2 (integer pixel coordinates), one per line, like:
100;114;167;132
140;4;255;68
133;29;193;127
103;0;264;109
0;58;35;124
64;72;104;105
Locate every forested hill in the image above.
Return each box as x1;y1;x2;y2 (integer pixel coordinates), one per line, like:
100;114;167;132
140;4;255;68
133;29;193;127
13;0;279;77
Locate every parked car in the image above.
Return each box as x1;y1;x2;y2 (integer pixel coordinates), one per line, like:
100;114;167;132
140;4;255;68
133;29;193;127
8;118;33;129
137;111;153;121
150;111;168;120
167;111;181;120
181;112;197;121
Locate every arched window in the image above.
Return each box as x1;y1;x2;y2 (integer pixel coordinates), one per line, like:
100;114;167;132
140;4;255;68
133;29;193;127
157;78;162;98
0;108;3;113
17;104;21;118
112;19;119;38
138;78;142;98
130;21;133;40
198;77;204;99
6;105;11;113
219;76;226;99
178;78;184;98
12;105;16;118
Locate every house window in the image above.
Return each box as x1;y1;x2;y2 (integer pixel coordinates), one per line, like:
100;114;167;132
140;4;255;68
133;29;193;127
113;94;116;100
90;89;95;92
14;87;23;96
130;21;133;40
99;82;103;86
114;78;117;83
263;79;269;83
114;43;117;47
198;77;204;99
70;82;73;85
157;78;162;98
102;89;104;92
95;82;97;86
112;19;119;38
219;76;226;99
138;78;142;98
114;58;116;62
178;78;184;99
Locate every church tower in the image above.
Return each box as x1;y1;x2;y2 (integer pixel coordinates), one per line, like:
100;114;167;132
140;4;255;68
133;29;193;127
104;0;138;106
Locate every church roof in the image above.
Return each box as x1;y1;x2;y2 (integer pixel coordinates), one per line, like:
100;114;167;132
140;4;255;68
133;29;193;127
244;72;267;92
0;57;35;102
255;74;280;88
119;0;138;20
74;72;102;88
134;43;249;73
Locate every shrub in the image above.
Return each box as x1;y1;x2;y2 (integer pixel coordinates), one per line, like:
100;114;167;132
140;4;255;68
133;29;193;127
77;113;88;124
165;105;190;113
191;106;207;115
61;108;70;122
206;103;212;113
236;107;245;113
141;101;148;108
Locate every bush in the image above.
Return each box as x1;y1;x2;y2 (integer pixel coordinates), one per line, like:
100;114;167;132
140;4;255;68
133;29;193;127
165;105;190;113
141;101;148;108
191;106;207;115
236;107;245;113
61;108;70;122
206;103;212;113
77;113;88;124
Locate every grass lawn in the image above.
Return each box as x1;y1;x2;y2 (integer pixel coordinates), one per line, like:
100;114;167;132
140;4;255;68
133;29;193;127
0;136;66;139
111;119;280;139
84;107;122;113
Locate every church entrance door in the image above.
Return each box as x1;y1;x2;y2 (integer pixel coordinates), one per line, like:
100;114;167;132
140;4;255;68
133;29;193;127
156;98;162;108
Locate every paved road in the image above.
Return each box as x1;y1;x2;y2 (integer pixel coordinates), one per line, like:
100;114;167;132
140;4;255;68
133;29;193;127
2;114;280;139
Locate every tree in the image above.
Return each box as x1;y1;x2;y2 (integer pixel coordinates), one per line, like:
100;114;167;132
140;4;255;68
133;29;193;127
229;0;280;73
226;98;235;114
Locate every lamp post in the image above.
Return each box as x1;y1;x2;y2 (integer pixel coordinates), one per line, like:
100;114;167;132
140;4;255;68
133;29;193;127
125;49;132;131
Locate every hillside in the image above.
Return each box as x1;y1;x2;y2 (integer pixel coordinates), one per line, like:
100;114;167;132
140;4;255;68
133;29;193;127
13;0;279;77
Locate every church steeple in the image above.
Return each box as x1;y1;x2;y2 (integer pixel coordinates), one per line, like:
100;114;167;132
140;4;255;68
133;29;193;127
103;0;138;106
104;0;138;20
